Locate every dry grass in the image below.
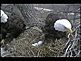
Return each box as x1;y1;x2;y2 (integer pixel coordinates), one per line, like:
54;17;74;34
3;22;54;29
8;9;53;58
1;18;80;57
1;26;67;57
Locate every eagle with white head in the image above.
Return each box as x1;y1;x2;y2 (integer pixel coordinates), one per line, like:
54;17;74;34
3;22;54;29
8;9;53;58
32;13;73;47
43;13;73;39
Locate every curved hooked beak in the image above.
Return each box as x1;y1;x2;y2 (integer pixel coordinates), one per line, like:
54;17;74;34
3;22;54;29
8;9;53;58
68;28;73;34
66;28;73;38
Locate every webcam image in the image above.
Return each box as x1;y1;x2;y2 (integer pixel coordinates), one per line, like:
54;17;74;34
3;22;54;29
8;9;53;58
0;4;80;57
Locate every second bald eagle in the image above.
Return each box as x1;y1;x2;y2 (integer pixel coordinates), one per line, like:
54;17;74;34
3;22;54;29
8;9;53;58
43;13;73;39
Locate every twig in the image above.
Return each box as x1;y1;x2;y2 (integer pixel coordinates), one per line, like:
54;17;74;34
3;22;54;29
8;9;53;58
27;46;35;56
64;38;71;51
63;43;71;57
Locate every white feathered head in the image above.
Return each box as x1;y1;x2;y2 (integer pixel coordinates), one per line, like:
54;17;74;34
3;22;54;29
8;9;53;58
1;10;8;23
54;19;73;34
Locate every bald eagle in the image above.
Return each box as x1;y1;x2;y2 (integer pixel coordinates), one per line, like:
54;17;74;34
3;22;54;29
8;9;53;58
0;10;8;41
43;13;73;39
0;10;26;44
32;13;73;47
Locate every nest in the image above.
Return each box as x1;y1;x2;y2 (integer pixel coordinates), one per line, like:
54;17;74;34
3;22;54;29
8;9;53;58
1;26;67;57
1;14;80;57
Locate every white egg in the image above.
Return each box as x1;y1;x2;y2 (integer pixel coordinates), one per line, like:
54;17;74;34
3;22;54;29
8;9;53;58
38;41;43;45
32;41;43;47
32;43;38;46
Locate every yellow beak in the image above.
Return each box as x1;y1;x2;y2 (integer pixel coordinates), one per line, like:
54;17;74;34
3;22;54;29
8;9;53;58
66;28;73;34
67;28;74;38
69;28;73;33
